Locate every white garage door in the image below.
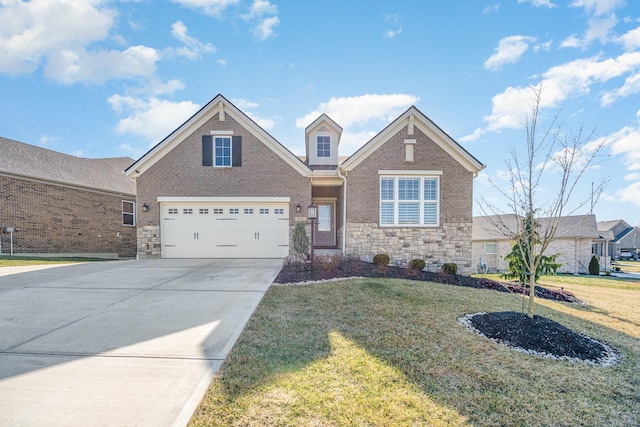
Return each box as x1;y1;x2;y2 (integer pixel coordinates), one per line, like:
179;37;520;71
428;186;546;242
159;197;290;258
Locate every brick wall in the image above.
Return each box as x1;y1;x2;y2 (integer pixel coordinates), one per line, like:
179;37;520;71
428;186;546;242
0;175;136;257
346;125;475;274
135;112;311;258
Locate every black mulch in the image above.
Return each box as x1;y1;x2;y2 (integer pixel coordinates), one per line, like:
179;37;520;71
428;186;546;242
273;259;581;303
460;311;620;365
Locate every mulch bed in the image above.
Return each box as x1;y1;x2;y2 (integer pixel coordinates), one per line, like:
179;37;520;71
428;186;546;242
459;312;620;366
273;258;581;303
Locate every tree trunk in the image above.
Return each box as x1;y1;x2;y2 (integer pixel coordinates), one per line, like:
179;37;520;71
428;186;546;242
527;272;535;318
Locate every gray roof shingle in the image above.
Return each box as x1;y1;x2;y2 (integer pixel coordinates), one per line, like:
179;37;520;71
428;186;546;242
473;214;599;241
0;136;135;195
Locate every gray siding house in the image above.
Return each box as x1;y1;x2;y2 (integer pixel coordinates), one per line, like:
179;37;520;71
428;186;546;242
126;94;485;273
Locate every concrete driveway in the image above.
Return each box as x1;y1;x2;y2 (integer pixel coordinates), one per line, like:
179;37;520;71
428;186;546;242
0;258;282;427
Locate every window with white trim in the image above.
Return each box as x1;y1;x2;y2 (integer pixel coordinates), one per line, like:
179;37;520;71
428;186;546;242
259;208;269;214
274;208;284;215
317;135;330;157
168;208;178;215
122;201;135;226
244;208;254;214
214;137;231;167
213;208;223;214
230;208;239;214
199;208;209;214
380;176;439;226
183;208;193;215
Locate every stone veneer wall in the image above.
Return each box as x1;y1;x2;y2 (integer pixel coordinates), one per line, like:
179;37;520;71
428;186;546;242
345;222;473;274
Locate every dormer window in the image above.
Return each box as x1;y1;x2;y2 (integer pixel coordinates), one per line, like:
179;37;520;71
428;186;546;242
317;136;331;157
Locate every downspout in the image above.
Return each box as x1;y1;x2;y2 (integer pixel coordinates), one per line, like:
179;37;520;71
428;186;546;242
337;168;347;255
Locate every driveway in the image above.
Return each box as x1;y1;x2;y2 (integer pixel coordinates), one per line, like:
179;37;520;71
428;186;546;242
0;258;282;427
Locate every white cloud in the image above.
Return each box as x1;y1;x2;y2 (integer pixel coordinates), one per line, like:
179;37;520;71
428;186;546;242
616;26;640;51
295;93;419;129
171;0;239;17
38;134;60;147
231;98;260;109
383;28;402;39
482;4;500;14
624;173;640;181
569;0;624;16
464;52;640;141
254;16;279;40
169;20;216;60
339;130;378;156
246;0;277;18
613;181;640;206
518;0;557;8
607;126;640;171
217;58;227;66
45;45;159;84
484;35;536;71
229;98;277;129
108;95;200;142
0;0;115;74
601;72;640;106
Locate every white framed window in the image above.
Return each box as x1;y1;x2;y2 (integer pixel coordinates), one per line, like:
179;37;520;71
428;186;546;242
317;135;330;157
122;201;135;226
274;208;284;215
183;208;193;215
214;137;231;167
380;176;439;226
484;242;497;254
213;208;223;214
168;208;178;215
259;208;269;214
229;208;239;214
244;208;254;214
199;208;209;214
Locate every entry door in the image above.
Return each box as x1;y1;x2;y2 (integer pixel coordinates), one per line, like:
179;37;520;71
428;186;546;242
314;201;335;247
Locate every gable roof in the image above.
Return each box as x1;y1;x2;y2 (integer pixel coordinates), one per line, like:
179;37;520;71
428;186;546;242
0;136;135;195
473;214;599;241
304;113;343;155
597;219;630;233
125;94;312;178
341;106;485;173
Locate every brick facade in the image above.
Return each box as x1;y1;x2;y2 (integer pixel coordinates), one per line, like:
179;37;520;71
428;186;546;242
0;175;136;257
345;125;475;274
134;112;312;259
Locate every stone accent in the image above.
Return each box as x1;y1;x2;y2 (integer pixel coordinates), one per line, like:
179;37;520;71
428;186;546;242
137;225;161;259
345;222;473;274
0;175;136;258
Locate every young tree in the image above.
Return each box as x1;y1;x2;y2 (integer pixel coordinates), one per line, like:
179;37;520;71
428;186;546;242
481;82;608;318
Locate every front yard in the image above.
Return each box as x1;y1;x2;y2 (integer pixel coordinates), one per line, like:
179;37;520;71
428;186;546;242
189;274;640;426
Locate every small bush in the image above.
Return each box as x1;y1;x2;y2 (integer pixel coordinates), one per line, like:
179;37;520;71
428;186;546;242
441;263;458;275
283;252;307;272
588;255;600;275
319;254;344;272
292;222;309;256
347;256;363;275
408;259;426;271
373;254;390;266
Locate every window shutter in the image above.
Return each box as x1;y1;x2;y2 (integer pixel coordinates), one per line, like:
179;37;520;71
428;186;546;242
202;135;213;166
232;135;242;167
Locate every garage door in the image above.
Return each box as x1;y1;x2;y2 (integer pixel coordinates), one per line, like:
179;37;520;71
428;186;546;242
159;197;290;258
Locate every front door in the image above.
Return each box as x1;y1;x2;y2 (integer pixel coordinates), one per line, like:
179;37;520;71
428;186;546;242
314;201;335;247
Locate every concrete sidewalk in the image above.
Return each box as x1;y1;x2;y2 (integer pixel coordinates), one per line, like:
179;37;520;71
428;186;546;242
0;259;281;426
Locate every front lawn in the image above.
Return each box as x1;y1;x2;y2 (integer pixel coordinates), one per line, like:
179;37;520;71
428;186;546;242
189;276;639;426
0;256;106;267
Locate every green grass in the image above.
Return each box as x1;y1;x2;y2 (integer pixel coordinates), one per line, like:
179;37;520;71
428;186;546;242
189;277;640;426
0;256;107;267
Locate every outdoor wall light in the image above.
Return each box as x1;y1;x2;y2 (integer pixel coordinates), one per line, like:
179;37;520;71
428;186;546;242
142;203;149;212
296;203;301;213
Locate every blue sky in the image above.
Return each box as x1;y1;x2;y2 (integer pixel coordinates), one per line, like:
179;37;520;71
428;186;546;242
1;0;640;224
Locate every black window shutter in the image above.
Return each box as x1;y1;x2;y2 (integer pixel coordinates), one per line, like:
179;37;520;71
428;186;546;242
202;135;213;166
232;135;242;167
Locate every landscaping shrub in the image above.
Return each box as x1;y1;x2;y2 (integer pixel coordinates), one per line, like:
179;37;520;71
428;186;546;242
589;255;600;275
408;259;426;271
282;252;307;272
373;254;390;266
319;254;344;272
292;222;309;256
441;263;458;275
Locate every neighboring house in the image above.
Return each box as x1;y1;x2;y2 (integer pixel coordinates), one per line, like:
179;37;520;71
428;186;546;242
472;214;599;274
126;94;485;273
597;219;640;259
0;137;137;258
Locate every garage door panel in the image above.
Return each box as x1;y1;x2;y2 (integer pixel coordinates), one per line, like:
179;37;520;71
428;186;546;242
161;202;289;258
